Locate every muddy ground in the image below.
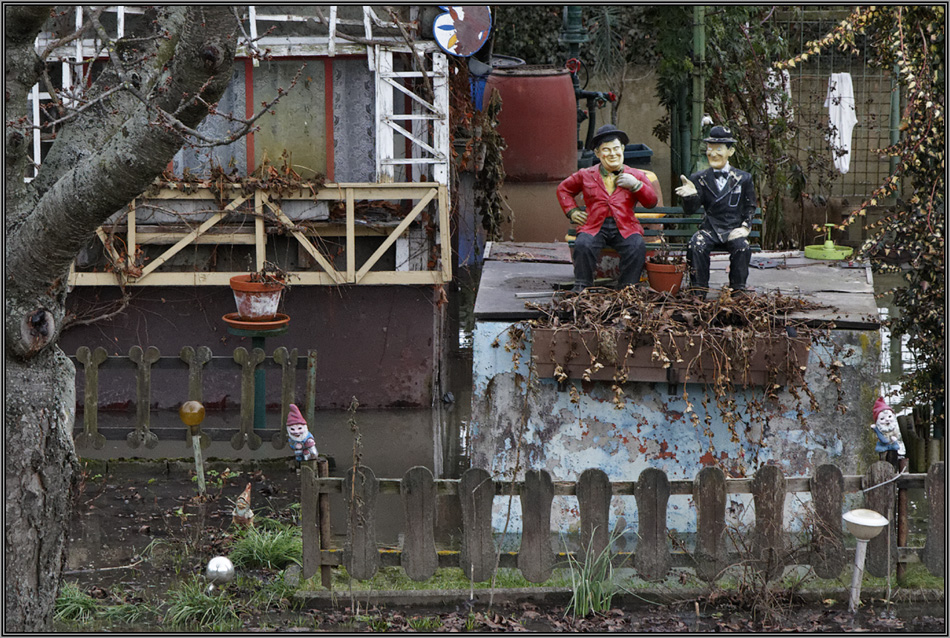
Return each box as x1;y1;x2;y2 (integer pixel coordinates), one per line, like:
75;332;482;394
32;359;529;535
60;460;945;632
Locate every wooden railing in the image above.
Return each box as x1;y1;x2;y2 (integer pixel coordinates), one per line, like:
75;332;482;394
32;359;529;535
68;182;451;288
300;462;945;586
72;346;315;452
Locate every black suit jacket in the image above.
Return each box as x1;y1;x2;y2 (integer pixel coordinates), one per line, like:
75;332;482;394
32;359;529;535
682;167;757;243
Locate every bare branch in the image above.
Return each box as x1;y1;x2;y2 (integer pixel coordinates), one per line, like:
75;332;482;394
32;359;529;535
386;7;433;98
37;7;107;59
156;65;304;148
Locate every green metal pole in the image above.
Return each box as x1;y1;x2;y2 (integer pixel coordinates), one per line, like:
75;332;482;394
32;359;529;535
680;85;691;177
889;65;901;177
691;5;706;172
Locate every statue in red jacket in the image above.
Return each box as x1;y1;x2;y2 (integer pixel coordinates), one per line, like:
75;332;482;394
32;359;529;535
557;125;659;291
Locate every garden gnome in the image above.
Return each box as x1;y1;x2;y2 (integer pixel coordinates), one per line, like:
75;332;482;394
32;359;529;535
557;124;659;291
286;403;318;462
674;125;757;298
871;396;904;469
232;482;255;527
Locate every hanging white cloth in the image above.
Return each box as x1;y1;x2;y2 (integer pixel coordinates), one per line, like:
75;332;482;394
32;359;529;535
824;72;858;174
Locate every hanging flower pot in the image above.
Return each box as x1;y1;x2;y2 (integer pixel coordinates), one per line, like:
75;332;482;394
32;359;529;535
645;261;686;295
229;274;284;321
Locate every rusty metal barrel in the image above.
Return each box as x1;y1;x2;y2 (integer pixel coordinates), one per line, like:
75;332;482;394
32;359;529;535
484;66;577;182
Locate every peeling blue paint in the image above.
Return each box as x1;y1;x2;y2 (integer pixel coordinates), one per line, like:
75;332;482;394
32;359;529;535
471;321;880;534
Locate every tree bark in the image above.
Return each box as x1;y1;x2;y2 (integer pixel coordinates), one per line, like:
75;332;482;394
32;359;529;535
3;6;238;631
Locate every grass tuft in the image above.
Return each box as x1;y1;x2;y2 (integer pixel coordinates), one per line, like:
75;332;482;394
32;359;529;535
229;526;302;570
163;576;242;630
54;583;100;624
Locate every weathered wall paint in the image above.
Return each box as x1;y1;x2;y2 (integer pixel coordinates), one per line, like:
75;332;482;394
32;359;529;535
470;321;881;536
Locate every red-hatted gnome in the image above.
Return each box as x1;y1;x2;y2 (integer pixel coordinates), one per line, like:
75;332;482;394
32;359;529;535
286;404;318;462
871;396;904;469
232;482;255;528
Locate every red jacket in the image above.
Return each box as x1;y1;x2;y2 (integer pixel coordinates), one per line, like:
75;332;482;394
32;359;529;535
556;165;658;238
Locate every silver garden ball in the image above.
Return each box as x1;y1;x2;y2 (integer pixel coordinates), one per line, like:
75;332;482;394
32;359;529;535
205;556;235;584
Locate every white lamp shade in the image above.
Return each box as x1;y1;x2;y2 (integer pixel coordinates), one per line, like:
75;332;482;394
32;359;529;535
843;508;890;541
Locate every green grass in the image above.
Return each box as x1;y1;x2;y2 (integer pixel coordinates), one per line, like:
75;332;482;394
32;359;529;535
163;576;243;630
302;566;572;591
241;572;306;611
408;615;443;631
99;602;155;625
54;583;100;624
564;527;625;619
229;526;302;570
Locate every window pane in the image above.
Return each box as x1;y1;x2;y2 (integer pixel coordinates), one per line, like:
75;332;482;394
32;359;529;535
254;59;327;178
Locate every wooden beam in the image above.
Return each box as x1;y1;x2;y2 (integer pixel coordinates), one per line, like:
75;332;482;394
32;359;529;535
355;188;436;282
255;191;266;270
68;269;449;287
135;197;246;280
346;187;355;281
439;184;451;281
267;205;346;284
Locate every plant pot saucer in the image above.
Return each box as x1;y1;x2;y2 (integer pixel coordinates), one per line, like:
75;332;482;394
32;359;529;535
222;312;290;330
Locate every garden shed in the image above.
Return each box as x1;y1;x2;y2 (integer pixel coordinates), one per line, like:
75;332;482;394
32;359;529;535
470;242;883;534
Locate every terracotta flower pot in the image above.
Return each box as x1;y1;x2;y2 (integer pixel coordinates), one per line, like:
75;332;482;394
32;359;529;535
645;262;686;295
229;274;284;321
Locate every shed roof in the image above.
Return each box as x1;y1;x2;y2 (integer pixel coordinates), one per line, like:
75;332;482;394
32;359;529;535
473;242;880;330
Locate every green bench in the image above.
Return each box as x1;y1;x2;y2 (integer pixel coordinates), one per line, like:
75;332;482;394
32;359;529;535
567;206;764;254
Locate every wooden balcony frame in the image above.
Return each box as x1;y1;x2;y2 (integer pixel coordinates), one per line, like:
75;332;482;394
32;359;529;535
69;181;451;287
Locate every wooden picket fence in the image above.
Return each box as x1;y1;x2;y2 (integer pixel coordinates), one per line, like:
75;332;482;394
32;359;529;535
300;461;945;588
72;345;316;452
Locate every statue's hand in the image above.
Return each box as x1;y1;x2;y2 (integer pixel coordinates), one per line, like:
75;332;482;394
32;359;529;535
727;225;750;241
674;174;697;198
569;209;588;225
616;173;642;192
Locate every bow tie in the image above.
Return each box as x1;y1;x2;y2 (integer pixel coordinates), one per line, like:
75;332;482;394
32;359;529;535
714;170;729;179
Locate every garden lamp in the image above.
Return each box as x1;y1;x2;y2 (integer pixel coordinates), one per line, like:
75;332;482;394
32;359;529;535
179;400;206;496
842;508;889;612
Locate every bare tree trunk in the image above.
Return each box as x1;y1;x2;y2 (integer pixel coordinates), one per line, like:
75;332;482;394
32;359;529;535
4;350;79;631
3;6;238;630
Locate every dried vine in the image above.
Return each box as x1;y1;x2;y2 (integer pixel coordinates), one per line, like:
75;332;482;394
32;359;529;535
495;287;848;473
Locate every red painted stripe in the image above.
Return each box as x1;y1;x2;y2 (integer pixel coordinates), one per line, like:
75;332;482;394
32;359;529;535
245;59;255;173
324;59;334;181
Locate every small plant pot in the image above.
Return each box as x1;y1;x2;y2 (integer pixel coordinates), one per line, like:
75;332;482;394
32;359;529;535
229;274;284;321
645;262;686;295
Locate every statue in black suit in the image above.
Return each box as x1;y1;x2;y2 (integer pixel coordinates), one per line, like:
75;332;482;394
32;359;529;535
674;125;756;298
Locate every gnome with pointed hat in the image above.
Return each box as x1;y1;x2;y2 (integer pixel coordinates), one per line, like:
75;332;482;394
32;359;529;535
286;404;318;461
871;396;904;469
232;482;255;527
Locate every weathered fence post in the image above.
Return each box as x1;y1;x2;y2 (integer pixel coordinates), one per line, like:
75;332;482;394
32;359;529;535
517;469;555;583
921;462;945;576
301;464;319;580
634;467;671;581
693;466;726;582
577;468;612;564
317;458;332;588
401;466;438;582
272;347;298;449
180;346;211;449
128;345;160;449
863;461;897;577
459;468;496;582
74;347;108;451
810;464;845;579
232;347;265;450
751;464;786;581
343;465;380;580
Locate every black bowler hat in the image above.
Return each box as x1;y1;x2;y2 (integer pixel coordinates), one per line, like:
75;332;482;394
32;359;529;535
703;125;737;145
588;124;629;150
